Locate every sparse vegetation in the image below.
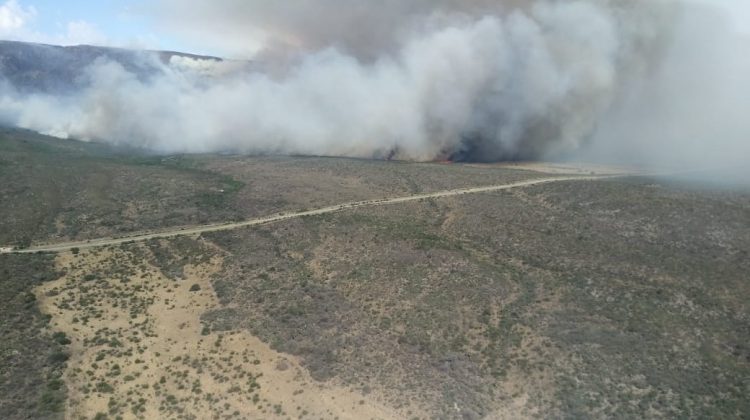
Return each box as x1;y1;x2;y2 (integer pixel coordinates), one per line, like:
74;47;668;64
0;128;246;246
1;129;748;419
203;177;750;418
0;254;67;419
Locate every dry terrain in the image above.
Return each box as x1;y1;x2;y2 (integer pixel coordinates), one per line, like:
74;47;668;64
1;128;748;419
34;242;409;420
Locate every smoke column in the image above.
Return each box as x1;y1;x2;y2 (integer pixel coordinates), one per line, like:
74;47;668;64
0;0;747;170
582;2;750;178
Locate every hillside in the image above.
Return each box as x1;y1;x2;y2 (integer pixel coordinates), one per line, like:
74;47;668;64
1;129;748;419
0;40;222;94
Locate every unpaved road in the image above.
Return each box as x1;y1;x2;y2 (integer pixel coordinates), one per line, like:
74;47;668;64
3;174;625;254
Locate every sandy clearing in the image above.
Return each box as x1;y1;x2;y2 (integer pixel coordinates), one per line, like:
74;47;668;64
477;162;646;176
35;245;413;420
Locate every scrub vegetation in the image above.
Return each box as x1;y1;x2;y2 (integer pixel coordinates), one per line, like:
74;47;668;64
1;128;748;419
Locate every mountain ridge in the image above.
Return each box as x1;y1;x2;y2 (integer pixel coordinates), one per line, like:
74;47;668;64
0;39;225;94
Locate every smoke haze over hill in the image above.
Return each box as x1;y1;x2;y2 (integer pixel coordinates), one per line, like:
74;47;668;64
0;0;747;171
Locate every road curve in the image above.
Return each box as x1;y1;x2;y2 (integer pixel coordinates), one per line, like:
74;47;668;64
2;174;623;255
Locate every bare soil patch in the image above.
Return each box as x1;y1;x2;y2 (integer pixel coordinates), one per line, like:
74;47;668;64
35;242;405;419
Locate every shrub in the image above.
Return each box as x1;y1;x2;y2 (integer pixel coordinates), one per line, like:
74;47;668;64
95;382;114;393
52;331;71;345
48;351;70;364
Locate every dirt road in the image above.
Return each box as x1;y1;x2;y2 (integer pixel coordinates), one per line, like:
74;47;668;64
2;174;623;254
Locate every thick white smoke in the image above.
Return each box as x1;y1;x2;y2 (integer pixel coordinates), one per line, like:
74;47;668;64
0;0;747;170
581;3;750;178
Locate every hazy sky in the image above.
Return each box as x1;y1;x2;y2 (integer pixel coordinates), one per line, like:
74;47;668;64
0;0;748;56
0;0;187;51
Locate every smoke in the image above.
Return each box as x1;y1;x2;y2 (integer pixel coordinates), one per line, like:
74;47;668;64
148;0;513;60
581;3;750;178
0;0;747;171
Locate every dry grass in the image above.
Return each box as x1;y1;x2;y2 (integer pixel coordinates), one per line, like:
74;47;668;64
34;241;409;420
3;129;748;419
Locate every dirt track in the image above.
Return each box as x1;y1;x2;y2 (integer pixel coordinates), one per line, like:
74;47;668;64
3;174;624;254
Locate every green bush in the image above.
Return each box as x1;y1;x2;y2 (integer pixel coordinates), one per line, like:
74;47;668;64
52;331;72;345
48;351;70;364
